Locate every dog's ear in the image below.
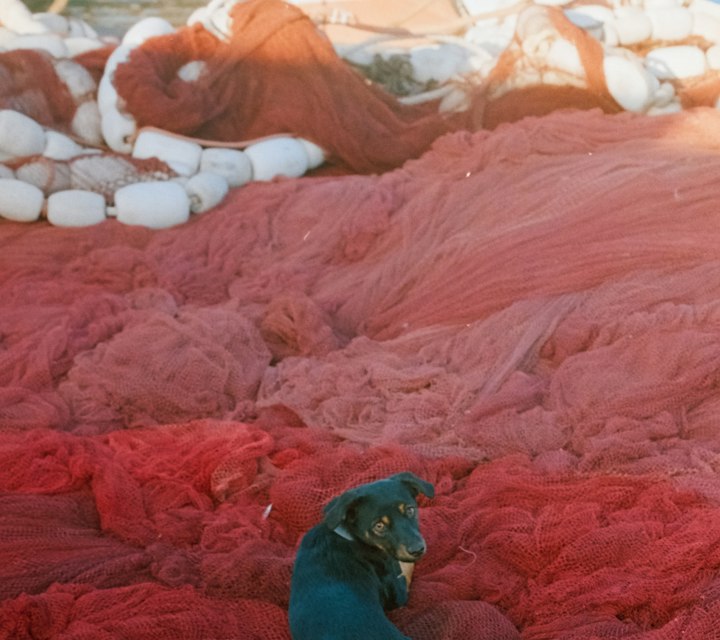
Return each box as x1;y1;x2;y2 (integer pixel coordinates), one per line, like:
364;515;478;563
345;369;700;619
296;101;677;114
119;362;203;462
323;488;362;530
391;472;435;499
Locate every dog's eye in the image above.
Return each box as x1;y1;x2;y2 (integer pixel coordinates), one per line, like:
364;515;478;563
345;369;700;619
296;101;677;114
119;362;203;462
372;521;387;535
405;506;416;518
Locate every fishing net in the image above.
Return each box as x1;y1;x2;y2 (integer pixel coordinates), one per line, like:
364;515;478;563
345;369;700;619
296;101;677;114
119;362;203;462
2;0;720;637
3;105;720;638
111;0;457;174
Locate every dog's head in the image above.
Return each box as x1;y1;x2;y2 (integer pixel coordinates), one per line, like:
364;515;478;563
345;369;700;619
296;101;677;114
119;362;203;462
323;472;435;563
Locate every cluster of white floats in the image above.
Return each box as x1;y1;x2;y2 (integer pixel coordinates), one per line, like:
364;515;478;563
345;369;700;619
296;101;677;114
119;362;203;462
460;0;720;115
0;0;325;228
347;0;720;115
2;0;720;227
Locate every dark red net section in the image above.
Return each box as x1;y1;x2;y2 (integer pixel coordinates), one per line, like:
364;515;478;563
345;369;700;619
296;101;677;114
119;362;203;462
4;92;720;637
3;425;720;639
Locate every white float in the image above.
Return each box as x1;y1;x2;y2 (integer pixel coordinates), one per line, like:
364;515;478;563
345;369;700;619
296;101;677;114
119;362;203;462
199;148;253;187
47;190;107;227
692;13;720;42
114;181;190;229
0;165;13;179
5;34;68;58
651;81;677;109
132;130;202;176
98;45;138;151
603;54;654;112
516;6;556;58
66;17;98;39
97;73;120;115
122;17;175;47
707;45;720;70
71;101;103;146
101;107;137;154
0;0;48;35
64;36;104;57
563;10;604;39
43;131;85;161
645;45;708;80
0;179;44;222
611;8;652;45
0;110;46;159
646;7;693;41
564;4;614;25
185;172;229;213
410;44;470;85
298;139;326;170
33;12;68;35
177;60;207;83
546;38;583;77
53;60;97;101
244;137;310;182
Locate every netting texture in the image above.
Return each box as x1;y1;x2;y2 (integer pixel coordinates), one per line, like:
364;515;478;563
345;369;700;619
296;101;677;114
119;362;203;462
111;0;456;174
3;106;720;637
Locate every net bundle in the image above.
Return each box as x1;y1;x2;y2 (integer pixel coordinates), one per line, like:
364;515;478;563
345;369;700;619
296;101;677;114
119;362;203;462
110;0;457;174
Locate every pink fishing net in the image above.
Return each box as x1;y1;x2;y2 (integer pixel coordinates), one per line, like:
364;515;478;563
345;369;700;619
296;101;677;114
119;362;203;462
3;105;720;638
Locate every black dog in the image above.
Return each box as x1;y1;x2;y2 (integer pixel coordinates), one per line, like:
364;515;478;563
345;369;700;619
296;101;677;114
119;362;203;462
289;472;434;640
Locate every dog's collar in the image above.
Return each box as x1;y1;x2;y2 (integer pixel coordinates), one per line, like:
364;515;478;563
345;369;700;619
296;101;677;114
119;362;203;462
333;524;355;541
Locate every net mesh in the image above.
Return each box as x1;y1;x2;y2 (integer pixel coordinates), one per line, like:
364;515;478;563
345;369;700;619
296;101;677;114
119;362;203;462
3;105;720;637
2;1;720;638
111;0;456;174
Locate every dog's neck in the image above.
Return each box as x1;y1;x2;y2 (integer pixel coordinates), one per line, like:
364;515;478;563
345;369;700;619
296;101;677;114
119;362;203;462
333;523;355;541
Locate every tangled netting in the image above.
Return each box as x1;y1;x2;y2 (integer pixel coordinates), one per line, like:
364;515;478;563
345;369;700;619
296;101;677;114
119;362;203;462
5;106;720;638
111;0;457;174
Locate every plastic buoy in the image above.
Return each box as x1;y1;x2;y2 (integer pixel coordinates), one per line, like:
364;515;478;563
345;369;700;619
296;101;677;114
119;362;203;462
47;190;107;227
0;179;44;222
0;110;47;159
185;172;229;213
612;8;652;45
101;106;136;154
647;7;693;41
122;17;175;47
114;181;191;229
298;139;326;170
43;131;84;161
244;137;310;182
603;55;653;112
6;34;68;58
645;45;708;80
199;148;253;187
133;130;202;176
71;101;103;146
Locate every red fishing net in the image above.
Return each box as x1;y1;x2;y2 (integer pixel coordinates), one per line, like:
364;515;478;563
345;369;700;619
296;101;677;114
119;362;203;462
3;0;720;638
4;104;720;638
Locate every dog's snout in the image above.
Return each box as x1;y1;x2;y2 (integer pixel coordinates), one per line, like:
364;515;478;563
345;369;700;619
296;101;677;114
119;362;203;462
407;542;426;558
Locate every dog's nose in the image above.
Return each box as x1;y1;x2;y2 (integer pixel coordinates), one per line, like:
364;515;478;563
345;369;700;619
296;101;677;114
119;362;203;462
407;543;426;558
